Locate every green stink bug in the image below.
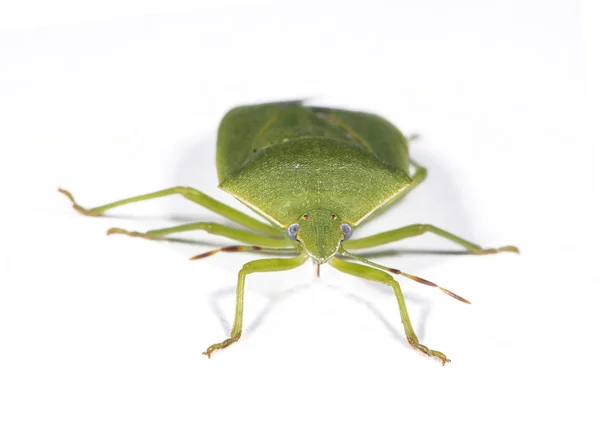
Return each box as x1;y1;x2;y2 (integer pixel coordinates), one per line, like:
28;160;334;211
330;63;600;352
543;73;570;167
59;100;518;364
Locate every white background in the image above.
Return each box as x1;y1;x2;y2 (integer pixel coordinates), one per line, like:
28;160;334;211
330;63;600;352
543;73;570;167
1;1;599;423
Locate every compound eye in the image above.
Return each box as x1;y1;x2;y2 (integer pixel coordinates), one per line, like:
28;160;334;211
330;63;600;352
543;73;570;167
340;222;353;241
287;222;300;241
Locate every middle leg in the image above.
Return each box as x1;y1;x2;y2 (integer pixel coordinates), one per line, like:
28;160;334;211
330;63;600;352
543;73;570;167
344;223;518;254
108;222;290;248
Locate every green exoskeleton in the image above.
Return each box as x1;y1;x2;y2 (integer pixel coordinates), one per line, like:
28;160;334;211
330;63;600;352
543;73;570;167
60;100;518;364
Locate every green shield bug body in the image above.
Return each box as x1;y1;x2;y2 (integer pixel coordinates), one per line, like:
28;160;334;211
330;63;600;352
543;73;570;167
60;100;518;364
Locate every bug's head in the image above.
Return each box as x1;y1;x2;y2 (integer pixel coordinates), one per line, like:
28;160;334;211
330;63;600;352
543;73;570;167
286;209;353;264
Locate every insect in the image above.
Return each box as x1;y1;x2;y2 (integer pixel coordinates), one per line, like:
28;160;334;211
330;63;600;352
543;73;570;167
59;100;518;364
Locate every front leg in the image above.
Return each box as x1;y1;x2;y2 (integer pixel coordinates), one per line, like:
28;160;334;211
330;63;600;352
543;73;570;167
203;254;309;357
330;257;450;365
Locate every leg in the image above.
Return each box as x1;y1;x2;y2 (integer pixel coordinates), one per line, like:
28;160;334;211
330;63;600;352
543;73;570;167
397;159;427;199
338;247;470;304
379;160;427;210
58;186;281;236
203;254;308;357
344;223;518;254
107;222;290;248
189;245;298;260
330;257;450;365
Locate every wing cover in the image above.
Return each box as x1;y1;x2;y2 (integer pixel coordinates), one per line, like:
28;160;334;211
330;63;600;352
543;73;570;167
217;101;410;182
216;101;412;225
